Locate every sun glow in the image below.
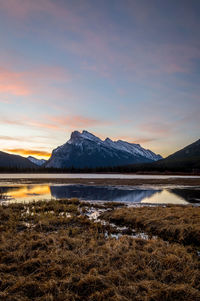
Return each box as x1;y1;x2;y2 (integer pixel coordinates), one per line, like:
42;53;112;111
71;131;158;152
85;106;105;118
4;149;51;159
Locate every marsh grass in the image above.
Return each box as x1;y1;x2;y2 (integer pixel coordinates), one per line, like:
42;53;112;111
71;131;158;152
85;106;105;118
0;200;200;300
101;205;200;247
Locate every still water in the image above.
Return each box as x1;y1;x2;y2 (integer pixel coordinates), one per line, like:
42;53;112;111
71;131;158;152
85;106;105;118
1;183;200;205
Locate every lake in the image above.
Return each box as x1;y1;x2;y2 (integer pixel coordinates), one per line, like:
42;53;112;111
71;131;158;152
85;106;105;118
1;182;200;205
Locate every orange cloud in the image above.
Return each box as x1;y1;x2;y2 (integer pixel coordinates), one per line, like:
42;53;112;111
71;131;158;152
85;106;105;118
28;120;61;130
4;148;51;158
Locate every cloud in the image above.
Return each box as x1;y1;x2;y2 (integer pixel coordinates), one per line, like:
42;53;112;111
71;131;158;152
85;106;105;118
27;120;61;130
0;116;61;131
0;67;30;95
4;148;51;158
0;135;27;142
0;65;71;97
0;135;52;144
140;122;171;136
48;115;109;129
1;114;109;132
131;137;157;144
0;118;24;126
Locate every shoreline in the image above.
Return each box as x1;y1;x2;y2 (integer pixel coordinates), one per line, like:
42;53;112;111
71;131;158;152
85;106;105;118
0;171;200;176
0;177;200;186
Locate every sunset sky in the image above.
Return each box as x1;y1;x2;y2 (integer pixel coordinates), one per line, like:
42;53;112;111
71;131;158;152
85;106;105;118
0;0;200;159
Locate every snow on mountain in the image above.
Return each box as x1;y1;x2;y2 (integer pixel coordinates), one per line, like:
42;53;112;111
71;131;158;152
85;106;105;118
45;130;162;169
104;138;162;161
27;156;46;166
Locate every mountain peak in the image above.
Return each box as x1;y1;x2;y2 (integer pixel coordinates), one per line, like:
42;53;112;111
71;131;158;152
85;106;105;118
82;130;90;135
105;137;112;142
70;130;101;143
70;130;81;139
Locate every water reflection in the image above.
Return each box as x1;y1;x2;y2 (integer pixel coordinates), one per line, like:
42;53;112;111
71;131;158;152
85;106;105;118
0;185;50;202
0;184;200;205
50;185;159;203
171;188;200;204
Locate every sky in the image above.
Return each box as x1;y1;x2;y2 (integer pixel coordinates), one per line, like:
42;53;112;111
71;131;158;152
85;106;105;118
0;0;200;159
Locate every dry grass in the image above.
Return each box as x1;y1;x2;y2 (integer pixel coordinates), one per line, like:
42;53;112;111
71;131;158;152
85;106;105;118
101;206;200;247
0;200;199;300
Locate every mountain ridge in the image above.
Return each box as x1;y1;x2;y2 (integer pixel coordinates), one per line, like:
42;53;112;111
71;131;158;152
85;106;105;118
45;130;162;169
119;138;200;173
153;138;200;170
0;151;37;169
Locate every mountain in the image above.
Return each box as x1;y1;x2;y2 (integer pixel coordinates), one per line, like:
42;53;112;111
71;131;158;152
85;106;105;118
153;138;200;171
27;156;46;166
125;138;200;173
0;151;37;169
45;130;162;169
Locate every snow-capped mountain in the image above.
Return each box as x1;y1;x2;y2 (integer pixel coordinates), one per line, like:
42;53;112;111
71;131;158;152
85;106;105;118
45;130;162;169
27;156;46;166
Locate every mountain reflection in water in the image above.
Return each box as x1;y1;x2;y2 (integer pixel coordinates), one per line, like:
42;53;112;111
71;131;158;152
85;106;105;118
0;184;200;204
50;185;159;203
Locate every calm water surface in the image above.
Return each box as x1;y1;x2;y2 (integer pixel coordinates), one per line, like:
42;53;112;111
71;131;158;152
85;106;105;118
1;183;200;205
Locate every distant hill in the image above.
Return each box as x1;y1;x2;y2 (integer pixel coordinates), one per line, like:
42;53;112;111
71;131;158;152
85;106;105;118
153;139;200;171
118;139;200;173
0;151;37;169
45;130;162;169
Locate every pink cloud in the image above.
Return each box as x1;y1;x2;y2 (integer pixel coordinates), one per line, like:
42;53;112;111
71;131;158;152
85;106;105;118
0;67;30;96
140;122;171;136
0;65;71;97
1;114;109;132
0;116;60;130
47;115;110;129
131;137;157;144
